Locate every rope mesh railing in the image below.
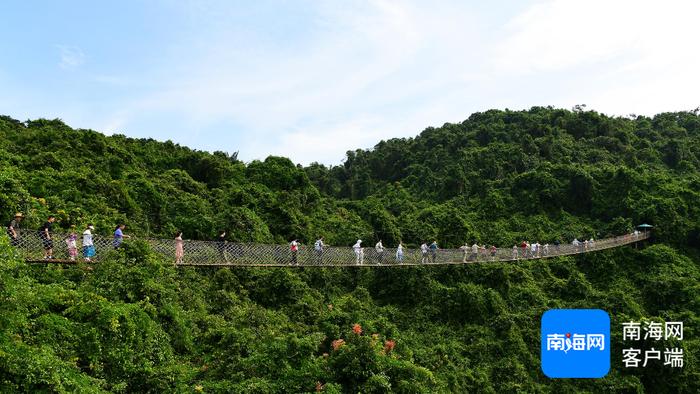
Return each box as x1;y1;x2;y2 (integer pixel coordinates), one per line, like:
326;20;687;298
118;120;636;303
14;231;651;267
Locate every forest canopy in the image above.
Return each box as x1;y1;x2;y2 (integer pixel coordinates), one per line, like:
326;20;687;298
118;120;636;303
1;107;699;392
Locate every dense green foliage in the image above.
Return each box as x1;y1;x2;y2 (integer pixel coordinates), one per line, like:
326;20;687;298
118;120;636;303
1;107;699;392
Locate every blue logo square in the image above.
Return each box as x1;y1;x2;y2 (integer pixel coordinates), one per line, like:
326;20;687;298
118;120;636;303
541;309;610;378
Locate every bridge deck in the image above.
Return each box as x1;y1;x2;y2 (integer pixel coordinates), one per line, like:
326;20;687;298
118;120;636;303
20;232;650;267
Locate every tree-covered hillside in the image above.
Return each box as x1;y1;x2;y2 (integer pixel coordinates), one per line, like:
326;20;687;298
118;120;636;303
1;108;699;392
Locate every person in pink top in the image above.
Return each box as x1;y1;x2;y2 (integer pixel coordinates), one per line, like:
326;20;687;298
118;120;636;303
66;231;78;261
175;231;184;264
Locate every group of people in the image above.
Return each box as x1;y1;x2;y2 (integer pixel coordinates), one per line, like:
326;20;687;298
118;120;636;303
292;238;451;265
290;236;600;265
5;213;130;261
7;212;612;265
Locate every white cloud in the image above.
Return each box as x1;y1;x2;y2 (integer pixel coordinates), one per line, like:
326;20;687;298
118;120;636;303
494;0;700;74
40;1;700;166
107;1;486;164
56;45;85;69
491;0;700;116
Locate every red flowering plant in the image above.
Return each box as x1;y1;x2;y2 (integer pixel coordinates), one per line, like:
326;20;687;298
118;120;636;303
331;339;345;351
383;339;396;354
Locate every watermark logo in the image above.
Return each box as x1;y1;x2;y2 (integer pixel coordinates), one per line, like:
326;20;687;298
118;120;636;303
541;309;610;378
621;320;684;368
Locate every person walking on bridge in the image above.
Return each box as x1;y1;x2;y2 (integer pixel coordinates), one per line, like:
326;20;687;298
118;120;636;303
572;238;580;252
290;239;300;266
353;240;364;265
113;224;130;249
520;241;528;258
314;237;325;265
65;229;78;261
531;242;539;258
420;242;429;264
217;231;228;262
38;216;56;260
460;242;469;263
7;213;23;247
82;224;95;261
375;240;384;264
175;231;184;264
429;241;439;263
396;242;404;264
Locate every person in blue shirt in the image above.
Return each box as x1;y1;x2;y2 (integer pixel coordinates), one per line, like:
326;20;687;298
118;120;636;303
429;240;439;263
113;224;130;249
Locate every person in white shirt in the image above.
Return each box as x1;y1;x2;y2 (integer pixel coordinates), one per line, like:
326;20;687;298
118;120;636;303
375;240;384;264
460;243;469;263
82;224;96;261
396;242;404;264
353;240;364;265
314;237;325;265
420;243;429;264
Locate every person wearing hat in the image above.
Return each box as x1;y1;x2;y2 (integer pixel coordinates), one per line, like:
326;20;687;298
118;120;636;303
6;213;23;247
82;224;96;261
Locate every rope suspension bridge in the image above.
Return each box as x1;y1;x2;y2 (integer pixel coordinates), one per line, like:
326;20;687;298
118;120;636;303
18;231;651;267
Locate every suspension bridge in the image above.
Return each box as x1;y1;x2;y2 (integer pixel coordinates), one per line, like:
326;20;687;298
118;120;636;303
17;231;650;267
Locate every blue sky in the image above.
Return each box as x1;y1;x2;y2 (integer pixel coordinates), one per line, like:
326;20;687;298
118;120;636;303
1;0;699;165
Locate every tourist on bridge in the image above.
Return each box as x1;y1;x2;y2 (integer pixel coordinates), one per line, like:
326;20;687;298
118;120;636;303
217;231;227;262
471;242;479;261
375;240;384;264
490;245;497;260
531;242;539;258
554;239;561;252
429;241;439;263
82;224;95;261
113;224;130;249
65;228;78;261
314;237;325;264
38;215;56;260
290;239;300;266
396;242;404;264
175;231;184;264
520;241;528;258
572;238;581;251
353;239;364;265
512;245;518;260
542;243;550;256
6;212;23;247
420;242;429;264
460;242;469;263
